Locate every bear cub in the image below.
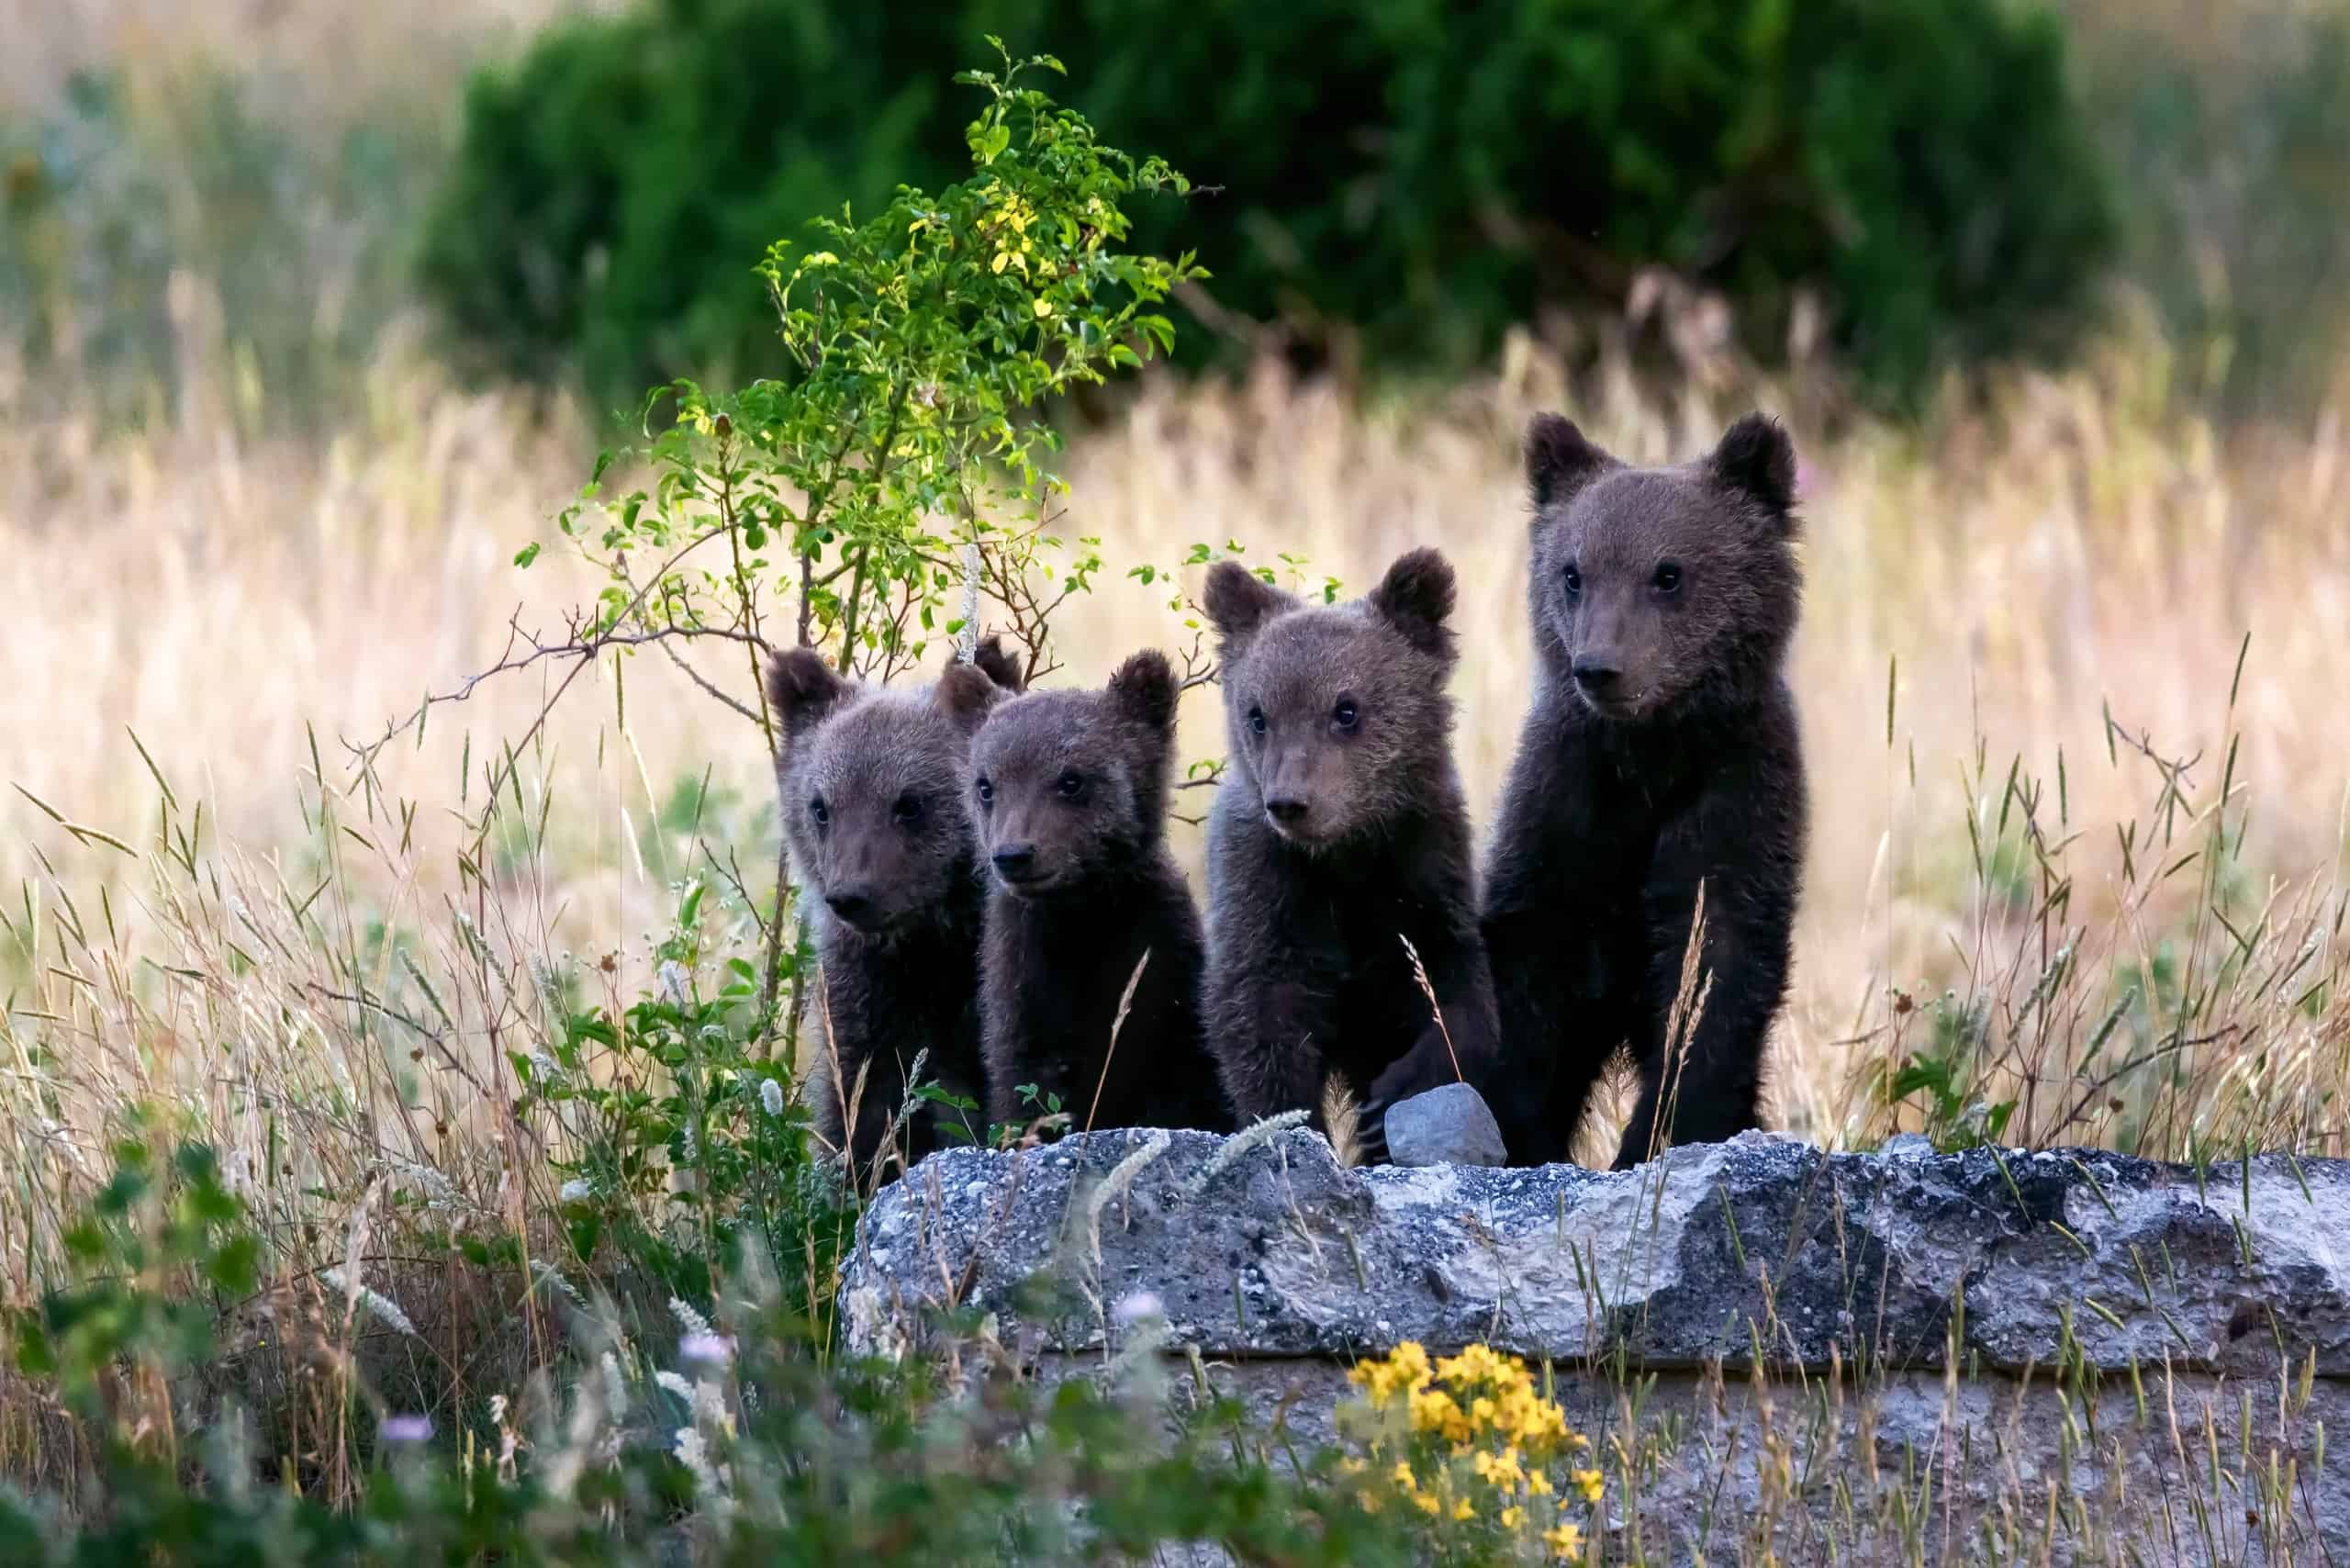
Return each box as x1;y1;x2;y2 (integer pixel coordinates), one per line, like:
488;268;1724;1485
1200;548;1500;1156
765;639;1021;1182
1483;412;1808;1170
967;649;1227;1134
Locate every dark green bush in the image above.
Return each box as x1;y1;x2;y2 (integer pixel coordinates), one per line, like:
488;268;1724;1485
419;0;2116;403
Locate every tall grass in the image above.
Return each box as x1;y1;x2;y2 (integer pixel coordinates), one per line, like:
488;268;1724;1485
9;313;2350;1209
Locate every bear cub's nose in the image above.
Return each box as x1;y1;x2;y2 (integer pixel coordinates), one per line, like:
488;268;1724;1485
991;844;1040;882
1262;796;1310;825
1571;657;1623;695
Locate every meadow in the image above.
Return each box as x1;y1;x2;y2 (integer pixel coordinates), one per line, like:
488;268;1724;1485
4;0;2350;1558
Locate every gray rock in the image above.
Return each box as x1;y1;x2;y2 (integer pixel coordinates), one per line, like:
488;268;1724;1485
1379;1081;1507;1167
845;1129;2350;1376
842;1130;2350;1562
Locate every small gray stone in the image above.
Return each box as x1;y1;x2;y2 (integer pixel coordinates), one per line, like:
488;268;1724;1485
1881;1132;1935;1158
1381;1082;1507;1167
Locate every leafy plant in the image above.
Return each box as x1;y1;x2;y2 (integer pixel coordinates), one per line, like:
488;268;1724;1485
1881;991;2018;1152
522;878;844;1312
9;1130;261;1430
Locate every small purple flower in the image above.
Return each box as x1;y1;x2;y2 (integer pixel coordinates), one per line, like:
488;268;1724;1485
381;1414;433;1444
678;1333;733;1366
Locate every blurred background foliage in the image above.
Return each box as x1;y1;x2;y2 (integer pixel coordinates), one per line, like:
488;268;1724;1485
1;0;2344;425
415;0;2122;404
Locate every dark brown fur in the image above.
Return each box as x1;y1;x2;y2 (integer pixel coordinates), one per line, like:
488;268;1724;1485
968;650;1226;1133
1483;412;1808;1170
1199;550;1501;1152
765;640;1019;1183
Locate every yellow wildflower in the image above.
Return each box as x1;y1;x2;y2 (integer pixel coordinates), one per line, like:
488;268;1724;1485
1500;1505;1526;1529
1544;1521;1584;1561
1412;1490;1440;1516
1033;297;1053;318
1527;1471;1553;1496
1391;1462;1418;1492
1472;1447;1525;1489
1451;1496;1475;1521
1388;1341;1432;1388
1572;1467;1604;1505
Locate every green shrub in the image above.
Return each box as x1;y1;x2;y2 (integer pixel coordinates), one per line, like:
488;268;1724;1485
419;0;2116;402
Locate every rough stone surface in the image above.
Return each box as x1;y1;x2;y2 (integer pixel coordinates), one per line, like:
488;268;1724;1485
841;1129;2350;1562
1381;1082;1507;1168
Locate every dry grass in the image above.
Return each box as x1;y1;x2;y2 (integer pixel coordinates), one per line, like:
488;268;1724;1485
8;313;2350;1232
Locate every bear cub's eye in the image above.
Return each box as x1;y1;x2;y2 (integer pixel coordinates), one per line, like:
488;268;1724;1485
810;795;831;828
1651;561;1683;593
975;777;995;807
1332;697;1360;732
1056;770;1086;801
1248;704;1268;737
1562;564;1583;597
891;793;924;825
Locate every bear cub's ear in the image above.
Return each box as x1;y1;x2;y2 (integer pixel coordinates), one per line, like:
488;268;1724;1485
970;633;1027;694
1367;547;1457;659
1708;412;1797;519
1108;649;1181;732
934;659;1007;736
1525;412;1617;509
766;649;854;745
1203;561;1298;656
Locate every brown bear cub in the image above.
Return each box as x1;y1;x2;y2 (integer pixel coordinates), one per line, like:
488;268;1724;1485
765;639;1022;1182
967;649;1227;1134
1483;412;1808;1170
1201;550;1500;1157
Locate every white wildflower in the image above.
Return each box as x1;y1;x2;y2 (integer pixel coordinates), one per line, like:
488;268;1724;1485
380;1414;432;1443
396;1159;460;1211
656;1371;696;1401
673;1428;728;1501
668;1297;715;1338
320;1267;419;1338
678;1333;733;1367
692;1378;732;1432
558;1178;592;1204
759;1078;786;1118
657;959;689;1005
1113;1290;1164;1327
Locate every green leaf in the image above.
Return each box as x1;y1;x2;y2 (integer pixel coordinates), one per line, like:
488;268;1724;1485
206;1235;262;1295
513;543;543;568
